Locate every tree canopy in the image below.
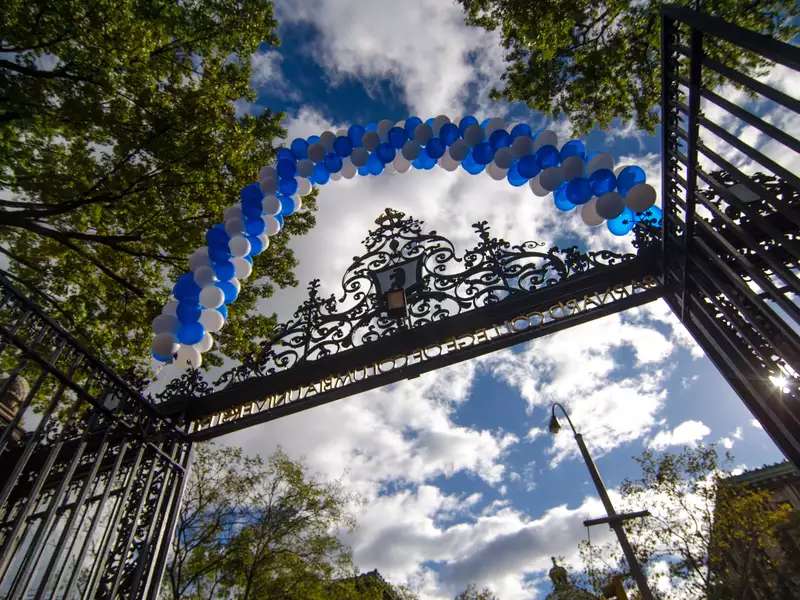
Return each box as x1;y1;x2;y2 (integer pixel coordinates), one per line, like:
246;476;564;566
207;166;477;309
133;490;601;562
458;0;798;134
454;583;499;600
0;0;316;375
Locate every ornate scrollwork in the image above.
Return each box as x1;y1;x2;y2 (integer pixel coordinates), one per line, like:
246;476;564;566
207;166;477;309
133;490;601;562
162;208;652;396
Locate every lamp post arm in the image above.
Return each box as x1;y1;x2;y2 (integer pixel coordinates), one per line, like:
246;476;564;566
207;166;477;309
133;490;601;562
551;402;579;435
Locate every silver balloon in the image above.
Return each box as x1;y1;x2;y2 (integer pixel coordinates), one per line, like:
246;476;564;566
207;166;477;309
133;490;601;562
223;204;242;220
561;156;585;180
413;123;433;145
297;178;312;196
510;135;533;159
529;175;549;197
264;215;281;236
224;217;244;236
319;131;336;150
432;115;450;135
258;165;276;181
624;183;657;212
162;300;178;316
486;163;508;181
193;265;216;287
377;119;393;141
438;153;459;172
297;159;314;177
351;147;369;167
485;117;506;136
596;192;625;219
494;147;513;169
341;159;357;179
189;248;210;271
580;198;605;226
152;314;178;334
464;124;485;146
587;152;614;175
401;140;421;160
307;143;326;163
539;166;564;191
534;129;558;150
152;332;178;357
393;154;412;173
262;194;281;215
448;139;469;162
259;176;277;194
362;131;380;151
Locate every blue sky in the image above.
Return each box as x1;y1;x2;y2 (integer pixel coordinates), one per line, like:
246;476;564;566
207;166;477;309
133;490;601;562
157;2;795;598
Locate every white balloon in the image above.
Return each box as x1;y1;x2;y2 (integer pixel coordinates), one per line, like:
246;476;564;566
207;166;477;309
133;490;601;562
189;247;210;271
580;198;605;226
162;300;178;316
224;217;244;237
152;332;178;357
293;196;303;212
199;285;224;309
199;308;225;332
486;117;506;136
561;155;585;180
486;163;508;180
176;345;202;369
625;183;657;212
331;171;342;181
351;147;369;167
194;332;213;353
464;124;485;146
432;115;450;136
259;176;277;194
257;233;269;251
510;135;534;159
264;215;281;236
438;153;459;172
228;235;251;258
223;205;242;220
308;143;326;163
534;129;558;150
413;123;433;145
401;140;421;161
259;166;276;181
341;159;357;179
262;195;282;215
336;128;348;137
377;119;393;140
588;152;614;175
193;265;216;287
393;154;411;173
529;176;550;197
229;278;241;294
448;139;469;161
319;131;336;150
232;257;253;279
363;131;380;151
297;178;312;196
297;159;315;177
494;147;514;169
539;166;565;191
596;192;625;219
152;314;178;334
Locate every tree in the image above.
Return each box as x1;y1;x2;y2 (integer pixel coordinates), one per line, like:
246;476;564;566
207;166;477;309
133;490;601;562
164;443;377;600
1;0;317;375
578;445;800;599
457;0;798;134
454;583;499;600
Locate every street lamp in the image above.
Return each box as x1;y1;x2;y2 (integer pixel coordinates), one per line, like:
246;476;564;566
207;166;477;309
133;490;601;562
549;402;655;600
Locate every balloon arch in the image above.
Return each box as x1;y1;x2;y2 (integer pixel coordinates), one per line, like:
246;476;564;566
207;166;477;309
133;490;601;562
151;115;662;368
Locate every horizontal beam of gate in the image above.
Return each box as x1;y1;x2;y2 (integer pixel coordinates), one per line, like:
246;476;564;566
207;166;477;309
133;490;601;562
164;254;661;440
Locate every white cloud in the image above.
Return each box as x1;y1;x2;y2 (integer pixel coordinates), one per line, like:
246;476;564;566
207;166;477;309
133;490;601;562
648;419;711;450
750;418;763;430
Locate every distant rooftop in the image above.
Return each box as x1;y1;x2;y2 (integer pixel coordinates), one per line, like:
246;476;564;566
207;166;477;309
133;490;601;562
726;461;800;486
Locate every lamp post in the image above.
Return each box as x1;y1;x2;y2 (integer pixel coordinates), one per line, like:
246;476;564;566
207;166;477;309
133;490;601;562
549;402;654;600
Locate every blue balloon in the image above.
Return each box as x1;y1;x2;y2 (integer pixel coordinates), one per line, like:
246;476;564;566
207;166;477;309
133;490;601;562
275;214;284;227
426;137;445;159
439;122;460;146
367;152;384;175
312;163;330;184
240;183;263;204
510;123;532;139
306;134;320;146
566;177;592;205
333;136;353;157
461;151;485;175
208;244;230;263
152;352;173;363
489;129;511;150
323;153;343;173
247;234;264;256
173;273;200;301
217;280;239;304
276;148;294;162
357;165;370;177
348;125;365;147
426;117;435;127
404;117;422;138
554;183;575;211
279;177;298;195
245;217;266;236
506;162;527;186
206;227;229;248
280;195;297;216
560;140;586;161
217;304;228;319
365;122;377;132
177;301;202;324
244;255;253;264
472;142;494;165
213;260;235;281
177;321;205;345
276;158;296;179
290;138;309;159
589;169;616;195
459;115;478;136
636;205;663;228
376;142;396;164
480;118;491;129
419;148;437;169
242;196;262;219
617;166;646;196
536;145;560;169
608;207;636;236
517;154;540;179
388;127;407;149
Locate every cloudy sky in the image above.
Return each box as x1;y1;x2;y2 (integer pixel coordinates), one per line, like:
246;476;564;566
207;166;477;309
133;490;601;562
157;2;795;598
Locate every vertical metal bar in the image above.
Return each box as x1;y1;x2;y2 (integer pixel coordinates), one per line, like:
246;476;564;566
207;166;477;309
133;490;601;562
660;12;674;282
